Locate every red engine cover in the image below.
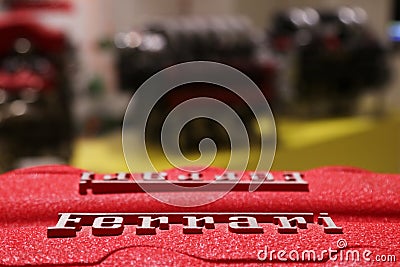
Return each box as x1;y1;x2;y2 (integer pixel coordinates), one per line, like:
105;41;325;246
0;165;399;266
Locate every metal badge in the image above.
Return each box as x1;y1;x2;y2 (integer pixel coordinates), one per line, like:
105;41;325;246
47;212;342;238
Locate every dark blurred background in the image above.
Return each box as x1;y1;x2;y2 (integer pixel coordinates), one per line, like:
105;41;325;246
0;0;399;173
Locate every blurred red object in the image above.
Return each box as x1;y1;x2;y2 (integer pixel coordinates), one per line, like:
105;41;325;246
0;12;65;55
6;0;72;12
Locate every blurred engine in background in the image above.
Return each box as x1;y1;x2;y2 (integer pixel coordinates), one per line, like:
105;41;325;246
0;1;397;173
114;16;277;150
112;9;390;150
270;7;390;117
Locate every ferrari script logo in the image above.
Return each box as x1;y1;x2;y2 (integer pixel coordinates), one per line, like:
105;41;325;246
47;212;342;238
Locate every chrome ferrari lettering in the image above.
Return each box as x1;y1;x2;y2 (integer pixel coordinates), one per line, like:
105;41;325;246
136;216;169;235
318;213;343;234
47;212;342;238
228;216;263;234
47;213;82;238
273;216;308;234
92;216;124;236
183;216;215;234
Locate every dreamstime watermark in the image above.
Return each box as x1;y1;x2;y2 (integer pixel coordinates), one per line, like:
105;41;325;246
122;61;276;207
257;239;396;263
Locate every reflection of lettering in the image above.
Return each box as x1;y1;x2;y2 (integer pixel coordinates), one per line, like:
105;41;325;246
103;173;129;181
215;172;238;181
79;171;308;194
284;172;304;182
79;172;94;194
178;172;202;181
47;212;342;238
142;172;167;181
250;172;274;181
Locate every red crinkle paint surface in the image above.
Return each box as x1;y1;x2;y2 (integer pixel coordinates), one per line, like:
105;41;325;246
0;165;399;266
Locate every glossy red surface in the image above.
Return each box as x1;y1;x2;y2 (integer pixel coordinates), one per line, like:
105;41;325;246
0;165;399;266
